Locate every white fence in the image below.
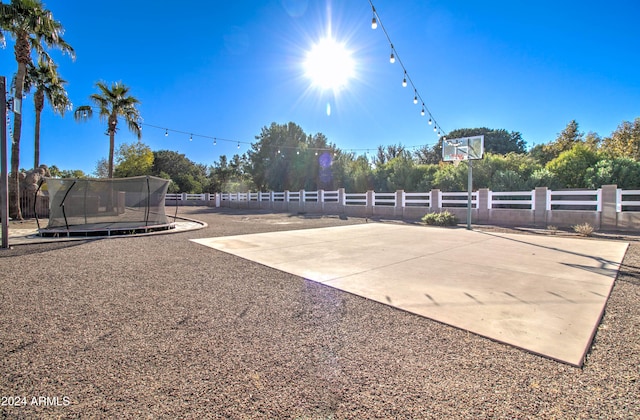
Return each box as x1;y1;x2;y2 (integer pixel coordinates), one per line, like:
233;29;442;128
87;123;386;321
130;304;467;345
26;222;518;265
166;186;640;230
172;188;638;211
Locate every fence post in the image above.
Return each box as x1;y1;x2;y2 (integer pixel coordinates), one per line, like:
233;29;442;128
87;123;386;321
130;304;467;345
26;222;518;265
601;184;618;230
395;190;404;218
534;187;548;227
430;189;441;211
366;190;374;217
215;193;221;208
319;189;325;211
478;188;490;223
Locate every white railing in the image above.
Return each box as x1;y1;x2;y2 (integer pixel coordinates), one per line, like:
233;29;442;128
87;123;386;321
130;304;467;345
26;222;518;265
489;191;535;210
288;191;300;202
345;192;367;205
165;193;183;201
440;191;478;208
373;192;396;206
404;192;431;207
172;188;640;213
324;190;340;203
547;189;601;211
618;189;640;212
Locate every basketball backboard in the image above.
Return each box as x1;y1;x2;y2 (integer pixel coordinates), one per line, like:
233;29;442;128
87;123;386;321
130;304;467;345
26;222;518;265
442;135;484;161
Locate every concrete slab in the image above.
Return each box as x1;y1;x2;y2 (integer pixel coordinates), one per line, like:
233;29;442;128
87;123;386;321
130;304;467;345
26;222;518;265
191;223;628;366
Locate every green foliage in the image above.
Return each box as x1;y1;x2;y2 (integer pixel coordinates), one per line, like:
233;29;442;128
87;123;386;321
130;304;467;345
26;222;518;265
48;165;86;179
74;81;142;178
248;122;342;191
422;211;459;226
151;150;209;193
601;118;640;160
546;143;600;188
584;157;640;189
208;154;254;193
113;140;153;178
532;120;584;165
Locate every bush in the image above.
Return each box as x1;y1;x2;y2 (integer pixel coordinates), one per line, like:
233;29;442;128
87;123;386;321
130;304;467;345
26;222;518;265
422;211;459;226
573;222;594;237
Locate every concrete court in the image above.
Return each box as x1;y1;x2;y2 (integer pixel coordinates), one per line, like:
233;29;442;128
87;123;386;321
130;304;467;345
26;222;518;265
191;222;629;366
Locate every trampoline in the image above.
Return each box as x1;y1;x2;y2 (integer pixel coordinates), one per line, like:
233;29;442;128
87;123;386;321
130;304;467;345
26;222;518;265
38;175;175;237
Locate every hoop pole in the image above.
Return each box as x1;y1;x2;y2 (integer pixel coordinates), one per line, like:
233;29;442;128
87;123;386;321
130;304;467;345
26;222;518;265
1;76;9;248
467;158;472;230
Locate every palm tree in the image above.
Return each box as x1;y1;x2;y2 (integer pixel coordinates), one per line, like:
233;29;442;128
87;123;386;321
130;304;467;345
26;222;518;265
18;59;71;168
74;82;142;178
1;0;74;219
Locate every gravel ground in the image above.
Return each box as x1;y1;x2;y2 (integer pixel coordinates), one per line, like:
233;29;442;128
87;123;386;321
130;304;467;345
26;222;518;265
0;207;638;419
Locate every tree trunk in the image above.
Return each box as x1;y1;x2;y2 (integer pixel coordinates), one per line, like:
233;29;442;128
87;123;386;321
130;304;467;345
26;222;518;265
9;45;30;220
108;114;117;178
34;90;44;169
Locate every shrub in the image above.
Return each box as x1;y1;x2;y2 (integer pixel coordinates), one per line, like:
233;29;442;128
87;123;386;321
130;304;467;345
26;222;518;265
573;222;594;237
422;211;459;226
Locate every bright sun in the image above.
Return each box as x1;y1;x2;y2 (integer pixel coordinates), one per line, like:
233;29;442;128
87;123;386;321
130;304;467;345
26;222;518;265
304;37;355;92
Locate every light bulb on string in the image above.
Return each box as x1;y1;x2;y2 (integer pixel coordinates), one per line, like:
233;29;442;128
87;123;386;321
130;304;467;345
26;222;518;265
421;107;425;116
237;142;240;149
433;126;437;132
402;72;407;87
213;138;217;146
371;16;377;29
189;134;193;141
389;45;395;63
413;92;418;104
164;129;168;137
428;118;433;125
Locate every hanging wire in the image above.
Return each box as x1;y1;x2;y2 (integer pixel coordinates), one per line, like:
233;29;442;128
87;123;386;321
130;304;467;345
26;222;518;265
368;0;446;139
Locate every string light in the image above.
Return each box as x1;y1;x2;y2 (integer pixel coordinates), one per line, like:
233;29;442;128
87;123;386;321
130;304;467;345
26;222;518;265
368;0;445;140
164;129;168;136
139;122;440;160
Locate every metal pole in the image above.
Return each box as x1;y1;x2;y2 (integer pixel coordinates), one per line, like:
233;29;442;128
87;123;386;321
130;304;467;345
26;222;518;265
467;158;472;230
1;76;9;248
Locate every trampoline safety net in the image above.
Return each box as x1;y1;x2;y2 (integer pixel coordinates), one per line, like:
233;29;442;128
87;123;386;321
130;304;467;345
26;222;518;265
45;175;171;231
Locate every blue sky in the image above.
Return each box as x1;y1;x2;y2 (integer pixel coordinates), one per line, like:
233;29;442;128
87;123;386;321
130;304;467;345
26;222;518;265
2;0;639;175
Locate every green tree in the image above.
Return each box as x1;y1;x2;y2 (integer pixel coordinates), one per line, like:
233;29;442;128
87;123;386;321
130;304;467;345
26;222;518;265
74;81;142;178
19;58;71;168
93;158;109;178
414;143;441;164
1;0;74;219
537;120;584;165
546;143;600;188
601;118;640;160
248;122;337;191
151;150;208;193
373;144;410;166
584;157;640;189
209;154;254;193
113;140;153;178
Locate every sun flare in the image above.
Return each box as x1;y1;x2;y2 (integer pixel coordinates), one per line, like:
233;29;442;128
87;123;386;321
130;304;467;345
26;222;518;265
303;37;355;92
